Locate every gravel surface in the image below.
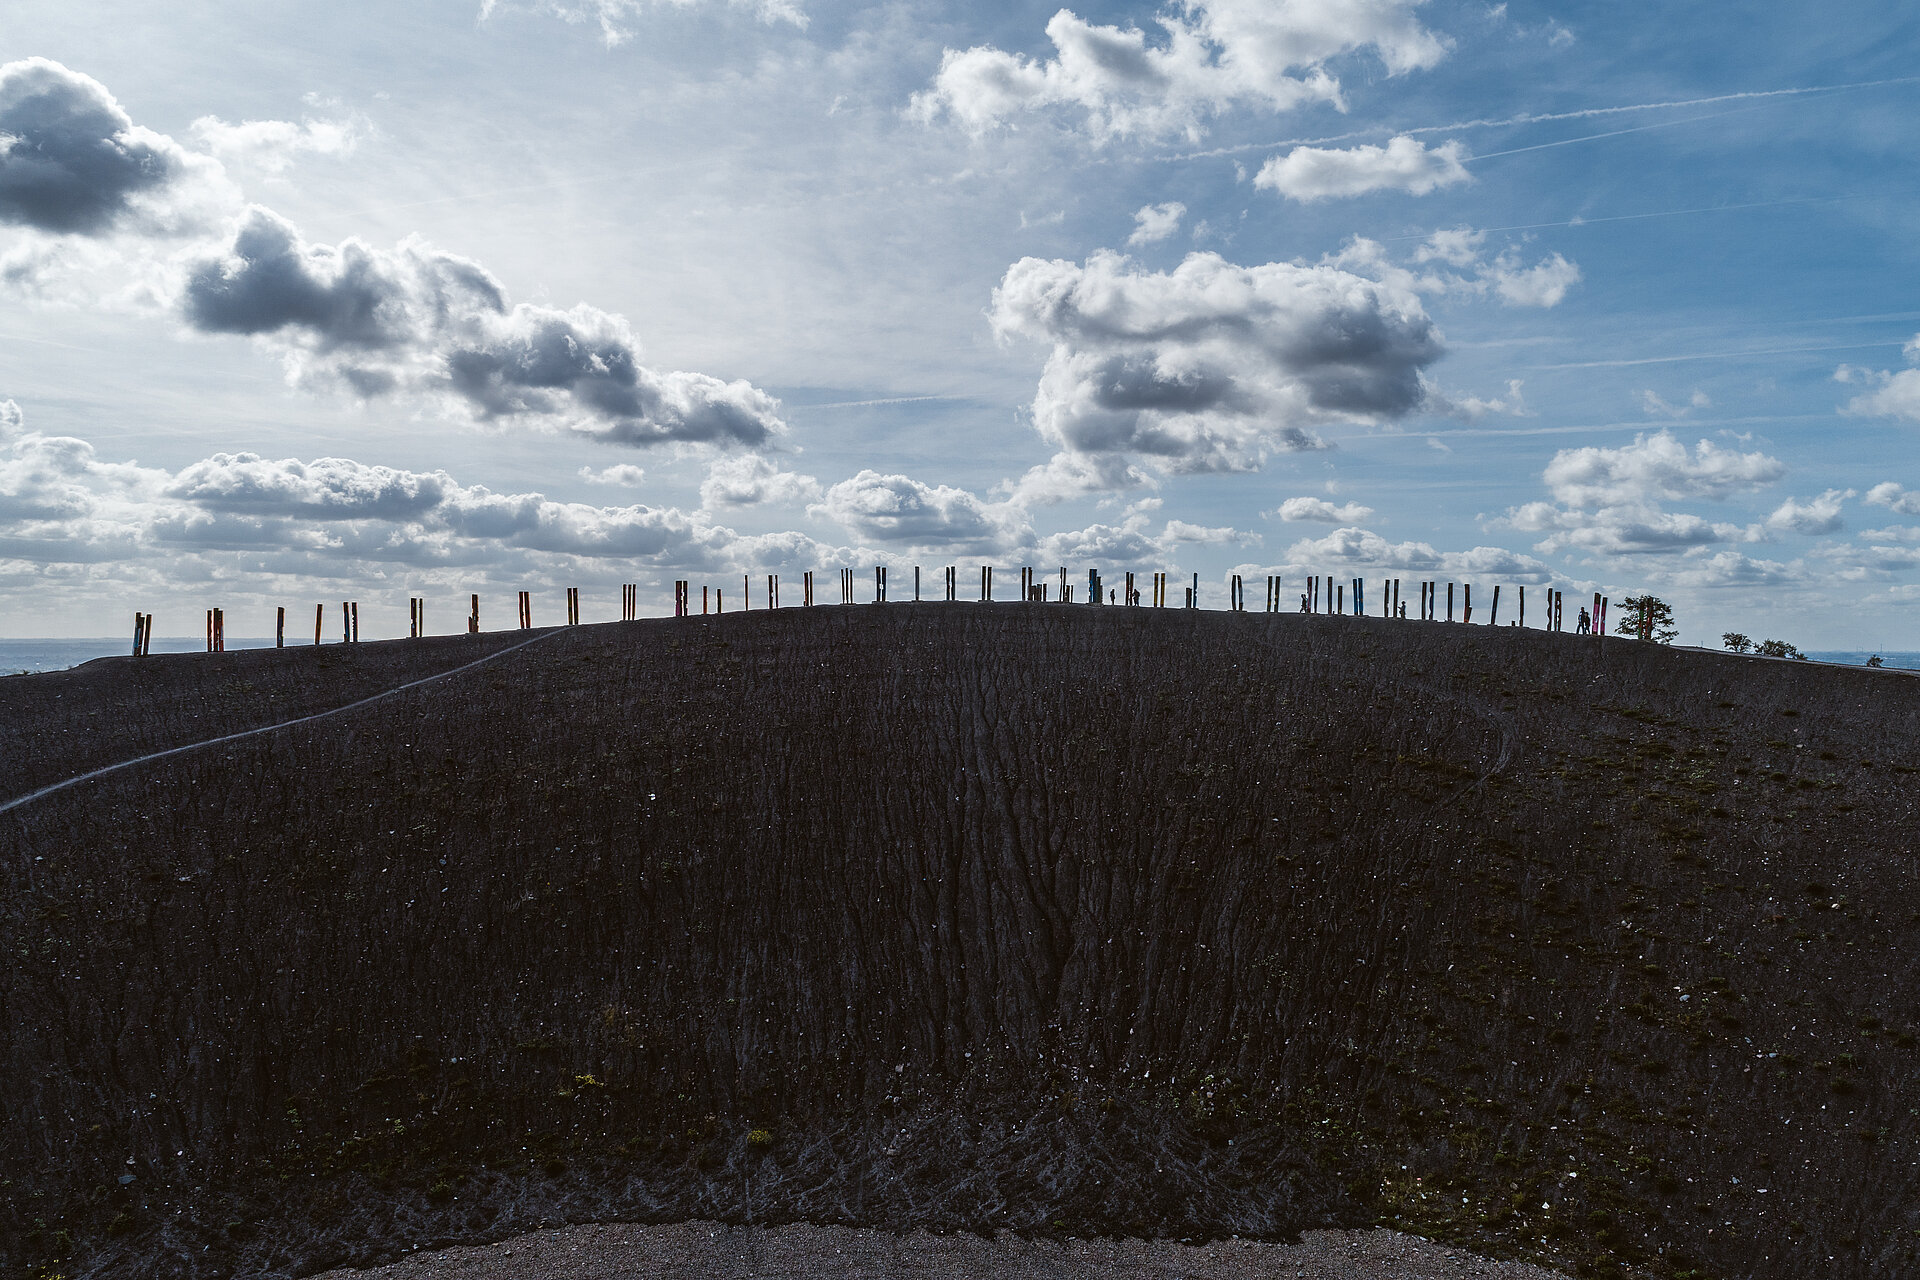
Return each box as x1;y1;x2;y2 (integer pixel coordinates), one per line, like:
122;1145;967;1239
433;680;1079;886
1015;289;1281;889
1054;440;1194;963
312;1222;1570;1279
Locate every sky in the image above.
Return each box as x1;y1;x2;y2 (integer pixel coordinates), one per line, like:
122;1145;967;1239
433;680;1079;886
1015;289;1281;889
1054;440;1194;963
1;0;1917;647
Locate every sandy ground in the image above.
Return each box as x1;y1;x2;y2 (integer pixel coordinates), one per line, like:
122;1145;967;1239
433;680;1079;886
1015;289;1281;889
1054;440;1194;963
311;1222;1569;1279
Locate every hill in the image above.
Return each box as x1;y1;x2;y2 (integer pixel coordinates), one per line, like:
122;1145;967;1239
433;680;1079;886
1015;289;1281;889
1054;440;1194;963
3;604;1919;1279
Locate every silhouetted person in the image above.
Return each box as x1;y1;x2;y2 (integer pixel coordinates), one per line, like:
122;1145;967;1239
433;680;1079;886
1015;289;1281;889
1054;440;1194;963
1577;607;1591;635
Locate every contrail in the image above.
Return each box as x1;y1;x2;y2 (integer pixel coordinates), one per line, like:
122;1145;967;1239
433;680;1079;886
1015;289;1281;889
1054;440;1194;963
1381;195;1858;241
1416;413;1835;439
792;395;969;410
1163;74;1920;162
1465;109;1758;161
1528;341;1908;371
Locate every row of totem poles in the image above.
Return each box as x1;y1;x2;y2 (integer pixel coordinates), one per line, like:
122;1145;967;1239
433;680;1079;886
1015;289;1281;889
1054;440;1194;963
140;568;1631;656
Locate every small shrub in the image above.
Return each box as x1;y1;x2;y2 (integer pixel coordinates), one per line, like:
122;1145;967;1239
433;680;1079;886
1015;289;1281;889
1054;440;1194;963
747;1128;774;1148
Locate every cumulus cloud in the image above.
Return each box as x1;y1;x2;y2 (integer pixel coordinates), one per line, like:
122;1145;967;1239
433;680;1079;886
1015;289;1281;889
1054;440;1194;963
1163;518;1250;544
0;63;784;455
1272;495;1375;522
699;453;821;508
0;57;225;236
1664;549;1798;588
1036;514;1167;564
991;249;1442;499
0;403;823;576
1127;201;1186;246
1765;489;1851;536
1254;136;1470;201
1541;431;1784;507
187;113;362;175
479;0;807;46
180;206;786;447
1838;336;1920;422
1275;524;1554;580
1413;226;1481;267
1491;431;1789;560
1330;231;1578;310
580;463;647;486
1639;388;1711;419
1485;249;1579;307
1429;377;1530;422
1034;510;1252;565
1506;501;1758;556
1865;481;1920;516
166;453;452;522
812;469;1024;550
911;0;1448;142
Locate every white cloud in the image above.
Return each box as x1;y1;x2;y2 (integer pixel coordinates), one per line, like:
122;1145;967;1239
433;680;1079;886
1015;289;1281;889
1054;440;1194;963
1254;136;1470;201
1838;336;1920;421
1034;511;1251;564
1492;431;1788;560
1163;518;1250;544
1504;501;1758;556
699;453;821;508
1127;201;1187;246
1865;481;1920;516
990;249;1441;499
187;114;363;176
0;62;785;457
1639;389;1711;419
580;463;648;486
911;0;1448;143
478;0;807;46
1413;226;1482;267
0;57;233;238
1330;231;1578;309
1275;524;1554;580
1484;248;1579;307
180;205;787;449
0;404;823;576
1765;488;1851;536
1272;495;1375;523
1430;377;1530;422
812;469;1023;550
1541;431;1785;507
1664;549;1799;588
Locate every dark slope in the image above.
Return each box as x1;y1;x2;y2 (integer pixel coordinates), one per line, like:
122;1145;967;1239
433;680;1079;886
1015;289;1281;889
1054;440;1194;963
3;605;1919;1280
0;630;542;797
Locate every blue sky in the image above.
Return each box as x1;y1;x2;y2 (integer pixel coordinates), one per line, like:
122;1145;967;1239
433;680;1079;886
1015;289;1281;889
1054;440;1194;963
1;0;1917;646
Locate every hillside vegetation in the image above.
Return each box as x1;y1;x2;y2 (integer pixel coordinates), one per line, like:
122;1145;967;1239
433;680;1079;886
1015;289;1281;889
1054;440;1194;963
3;605;1919;1279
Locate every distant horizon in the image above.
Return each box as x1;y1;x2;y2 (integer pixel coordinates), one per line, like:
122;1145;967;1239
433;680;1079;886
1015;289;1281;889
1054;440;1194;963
2;2;1917;647
4;623;1915;679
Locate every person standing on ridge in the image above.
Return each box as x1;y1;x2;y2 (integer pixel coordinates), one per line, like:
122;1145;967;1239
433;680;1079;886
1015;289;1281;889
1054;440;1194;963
1577;607;1591;635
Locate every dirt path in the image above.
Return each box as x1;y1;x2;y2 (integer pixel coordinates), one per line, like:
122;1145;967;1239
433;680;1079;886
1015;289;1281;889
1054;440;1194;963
312;1222;1567;1279
0;628;561;815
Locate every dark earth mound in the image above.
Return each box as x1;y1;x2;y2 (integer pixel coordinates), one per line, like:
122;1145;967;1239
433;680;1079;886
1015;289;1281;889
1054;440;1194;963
4;604;1919;1280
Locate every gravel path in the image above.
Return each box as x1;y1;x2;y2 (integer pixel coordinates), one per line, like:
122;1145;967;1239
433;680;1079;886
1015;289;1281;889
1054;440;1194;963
312;1222;1570;1279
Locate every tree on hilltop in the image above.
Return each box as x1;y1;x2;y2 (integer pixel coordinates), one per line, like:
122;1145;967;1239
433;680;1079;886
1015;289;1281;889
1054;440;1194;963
1616;595;1677;644
1756;639;1808;660
1722;633;1753;654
